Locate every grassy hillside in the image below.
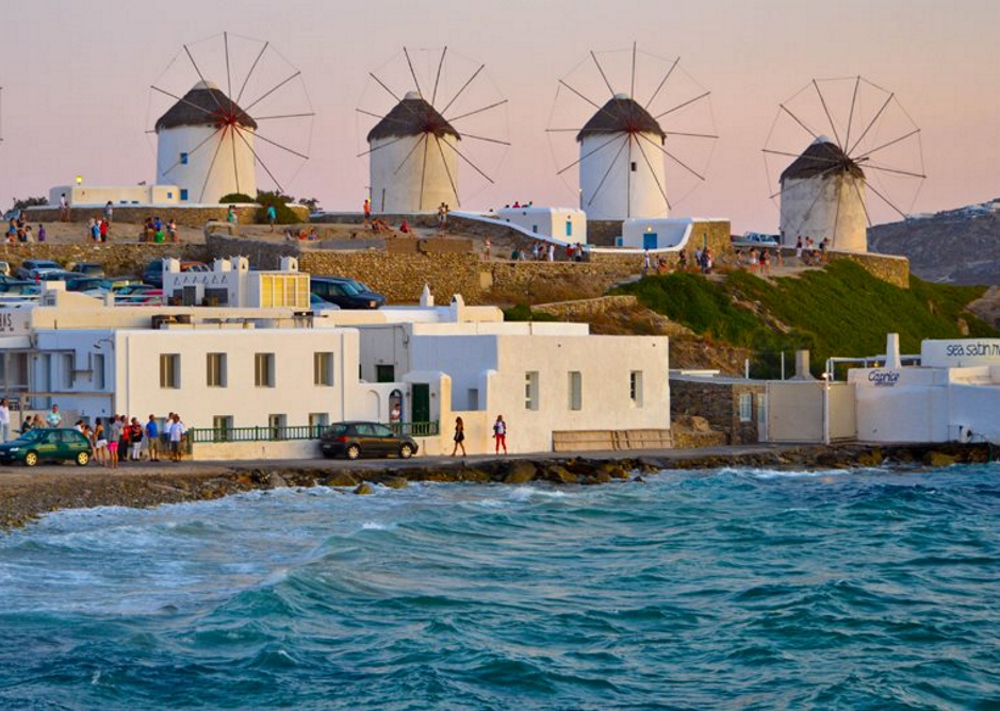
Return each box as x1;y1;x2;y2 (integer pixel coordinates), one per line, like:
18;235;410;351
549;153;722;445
614;261;996;377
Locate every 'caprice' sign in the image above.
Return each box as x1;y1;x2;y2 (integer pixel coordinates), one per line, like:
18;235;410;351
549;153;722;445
868;370;900;387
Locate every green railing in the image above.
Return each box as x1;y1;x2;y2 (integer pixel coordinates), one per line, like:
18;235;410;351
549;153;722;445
190;421;439;444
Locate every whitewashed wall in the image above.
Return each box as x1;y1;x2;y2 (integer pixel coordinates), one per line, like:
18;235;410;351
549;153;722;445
780;173;867;252
580;131;668;220
369;134;459;213
157;125;257;203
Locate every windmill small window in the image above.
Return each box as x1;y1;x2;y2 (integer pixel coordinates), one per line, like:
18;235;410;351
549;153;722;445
179;152;189;165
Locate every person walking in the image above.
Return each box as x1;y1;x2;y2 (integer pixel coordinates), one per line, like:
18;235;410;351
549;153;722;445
104;201;114;225
451;417;466;457
266;204;277;232
145;415;160;462
363;198;372;226
0;399;9;443
493;415;507;455
59;193;70;222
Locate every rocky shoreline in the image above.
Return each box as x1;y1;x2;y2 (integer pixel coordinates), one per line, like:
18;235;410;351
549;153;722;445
0;443;993;529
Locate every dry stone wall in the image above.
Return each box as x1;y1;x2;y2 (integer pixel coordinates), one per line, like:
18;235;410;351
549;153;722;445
0;243;209;275
26;204;308;229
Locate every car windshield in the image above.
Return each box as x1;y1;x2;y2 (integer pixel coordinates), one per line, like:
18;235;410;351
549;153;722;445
324;424;348;437
338;281;362;295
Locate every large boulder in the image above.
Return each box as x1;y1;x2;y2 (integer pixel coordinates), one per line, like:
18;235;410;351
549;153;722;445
503;461;537;484
324;471;361;487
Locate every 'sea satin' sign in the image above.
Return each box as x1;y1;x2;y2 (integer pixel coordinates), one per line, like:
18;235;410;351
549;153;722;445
922;339;1000;367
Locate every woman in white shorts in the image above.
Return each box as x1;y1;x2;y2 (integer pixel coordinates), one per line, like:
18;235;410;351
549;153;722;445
92;419;108;467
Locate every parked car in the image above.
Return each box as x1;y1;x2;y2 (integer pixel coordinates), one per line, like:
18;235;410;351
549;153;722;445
320;422;418;460
142;259;209;287
310;277;386;309
733;232;780;248
66;276;114;293
0;428;92;466
0;279;40;295
15;259;62;280
69;262;106;277
34;269;78;282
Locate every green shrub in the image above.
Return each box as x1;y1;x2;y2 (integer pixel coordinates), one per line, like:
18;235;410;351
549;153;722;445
217;193;256;204
503;304;558;322
254;190;300;225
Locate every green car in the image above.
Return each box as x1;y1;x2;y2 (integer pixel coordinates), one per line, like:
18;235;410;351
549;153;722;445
0;428;92;467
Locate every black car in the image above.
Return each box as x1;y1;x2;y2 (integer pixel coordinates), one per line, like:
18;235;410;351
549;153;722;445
310;277;386;310
320;422;418;460
15;259;62;280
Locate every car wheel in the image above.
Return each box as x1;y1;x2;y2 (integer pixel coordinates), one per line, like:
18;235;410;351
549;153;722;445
399;443;414;459
24;451;38;467
345;444;361;461
76;451;90;466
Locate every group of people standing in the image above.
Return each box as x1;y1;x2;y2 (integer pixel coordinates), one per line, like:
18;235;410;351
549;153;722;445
89;412;188;468
140;215;179;243
451;415;508;456
7;215;45;244
794;236;829;266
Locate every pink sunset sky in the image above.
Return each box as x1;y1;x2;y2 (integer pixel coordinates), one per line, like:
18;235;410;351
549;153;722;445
2;0;998;232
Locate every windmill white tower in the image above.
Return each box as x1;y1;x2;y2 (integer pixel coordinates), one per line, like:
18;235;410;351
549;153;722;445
577;93;668;219
548;44;718;221
764;77;925;253
155;81;257;203
366;91;461;213
779;137;867;252
358;47;509;214
149;33;314;204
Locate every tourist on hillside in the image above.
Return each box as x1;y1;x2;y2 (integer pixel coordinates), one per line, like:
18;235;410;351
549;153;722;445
642;249;651;275
484;238;492;260
820;237;829;263
363;198;372;226
59;193;70;222
399;220;411;234
493;415;507;455
795;237;804;265
547;244;555;262
679;250;688;271
227;206;237;225
46;404;63;428
168;219;178;243
145;415;160;462
99;219;109;243
0;399;10;443
451;417;466;457
266;204;277;232
37;224;46;242
104;201;114;225
437;203;447;229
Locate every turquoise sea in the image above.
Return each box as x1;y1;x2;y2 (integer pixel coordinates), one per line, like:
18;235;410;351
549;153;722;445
1;466;998;710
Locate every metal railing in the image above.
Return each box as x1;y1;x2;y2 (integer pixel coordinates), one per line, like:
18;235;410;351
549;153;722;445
189;421;439;444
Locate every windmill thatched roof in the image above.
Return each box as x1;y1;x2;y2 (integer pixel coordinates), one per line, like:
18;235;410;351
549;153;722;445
780;138;865;182
576;96;666;142
155;82;257;132
366;94;460;143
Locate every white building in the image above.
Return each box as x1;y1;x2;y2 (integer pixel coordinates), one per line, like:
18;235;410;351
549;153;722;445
0;286;671;459
496;206;587;242
49;185;182;208
367;92;459;213
850;335;1000;443
578;94;668;220
161;256;309;309
155;81;258;204
779;137;867;252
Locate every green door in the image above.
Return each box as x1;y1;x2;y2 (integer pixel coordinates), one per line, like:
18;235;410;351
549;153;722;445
411;384;430;423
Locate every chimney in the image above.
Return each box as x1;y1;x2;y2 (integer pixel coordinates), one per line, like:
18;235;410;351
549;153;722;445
885;333;902;369
790;350;815;381
419;284;434;307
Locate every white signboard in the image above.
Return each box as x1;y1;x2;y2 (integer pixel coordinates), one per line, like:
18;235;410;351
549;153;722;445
922;339;1000;368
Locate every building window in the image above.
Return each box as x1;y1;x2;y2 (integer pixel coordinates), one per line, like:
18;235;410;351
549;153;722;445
525;371;539;411
568;371;582;411
255;353;275;388
739;393;753;422
314;352;335;386
206;353;227;387
160;354;180;389
376;364;395;383
260;274;309;309
179;152;189;165
532;225;538;233
94;353;105;390
166;192;173;200
62;353;74;388
566;219;573;237
179;189;188;201
630;371;643;407
212;415;233;442
309;412;329;436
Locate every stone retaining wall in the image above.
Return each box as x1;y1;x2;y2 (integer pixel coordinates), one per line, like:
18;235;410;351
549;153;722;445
26;204;309;229
532;295;640;321
670;378;767;445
